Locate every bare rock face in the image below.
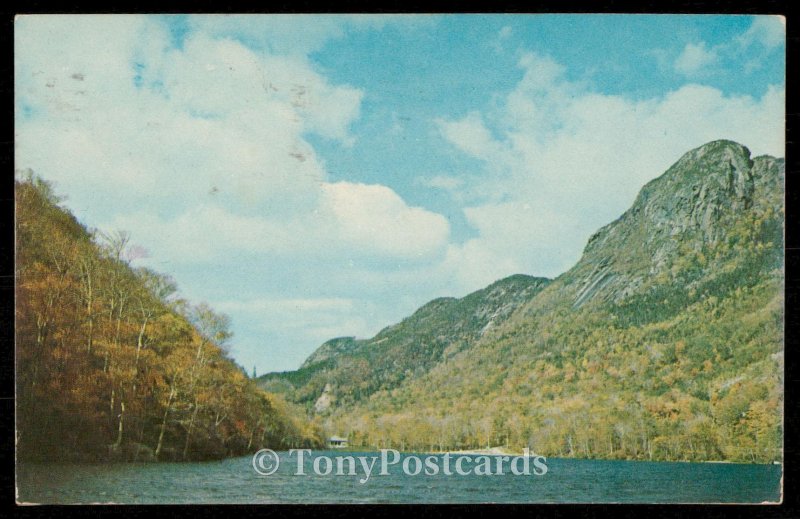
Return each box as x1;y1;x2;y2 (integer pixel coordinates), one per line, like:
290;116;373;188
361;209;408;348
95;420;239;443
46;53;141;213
314;383;335;413
564;140;783;309
262;139;784;421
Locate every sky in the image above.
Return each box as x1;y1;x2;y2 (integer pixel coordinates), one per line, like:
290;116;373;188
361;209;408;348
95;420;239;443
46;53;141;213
15;14;785;373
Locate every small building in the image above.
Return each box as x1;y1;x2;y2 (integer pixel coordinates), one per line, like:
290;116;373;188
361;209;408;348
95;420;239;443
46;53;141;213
328;436;348;449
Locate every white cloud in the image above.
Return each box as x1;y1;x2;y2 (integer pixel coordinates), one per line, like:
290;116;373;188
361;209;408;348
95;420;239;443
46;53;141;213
491;25;514;53
15;15;452;371
436;112;505;161
669;17;784;79
214;295;379;365
185;14;407;56
15;15;363;222
106;181;450;266
441;239;523;291
321;182;450;259
438;51;785;278
415;175;464;191
16;15;451;264
218;297;354;314
739;16;786;50
674;42;718;76
15;16;785;373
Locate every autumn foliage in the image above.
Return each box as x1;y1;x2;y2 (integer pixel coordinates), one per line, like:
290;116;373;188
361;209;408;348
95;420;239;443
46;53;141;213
15;174;322;462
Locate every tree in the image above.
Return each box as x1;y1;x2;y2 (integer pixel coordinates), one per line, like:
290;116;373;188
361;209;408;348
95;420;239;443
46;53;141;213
16;175;320;462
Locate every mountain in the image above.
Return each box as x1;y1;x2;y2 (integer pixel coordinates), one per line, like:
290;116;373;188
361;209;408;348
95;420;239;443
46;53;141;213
15;174;323;462
301;336;360;369
259;274;551;410
556;139;782;312
261;140;784;463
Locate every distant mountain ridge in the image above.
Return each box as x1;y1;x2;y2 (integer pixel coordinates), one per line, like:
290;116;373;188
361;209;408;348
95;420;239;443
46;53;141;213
260;274;550;408
259;140;784;463
301;336;359;369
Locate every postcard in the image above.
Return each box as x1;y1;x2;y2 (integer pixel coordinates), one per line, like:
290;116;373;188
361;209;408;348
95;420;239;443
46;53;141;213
14;13;785;504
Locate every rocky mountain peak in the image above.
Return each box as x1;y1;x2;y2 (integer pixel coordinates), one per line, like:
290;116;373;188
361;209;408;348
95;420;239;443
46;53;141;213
586;140;754;254
568;140;782;309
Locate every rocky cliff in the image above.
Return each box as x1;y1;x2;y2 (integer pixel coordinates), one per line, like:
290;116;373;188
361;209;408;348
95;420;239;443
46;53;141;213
259;140;784;463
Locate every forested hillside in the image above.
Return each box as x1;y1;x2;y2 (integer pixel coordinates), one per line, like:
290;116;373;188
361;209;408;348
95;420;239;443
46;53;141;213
266;140;784;463
259;274;551;411
15;173;322;462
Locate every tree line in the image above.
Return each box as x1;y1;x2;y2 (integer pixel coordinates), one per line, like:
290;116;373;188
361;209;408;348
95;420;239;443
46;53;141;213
15;172;322;462
322;276;782;463
297;195;784;463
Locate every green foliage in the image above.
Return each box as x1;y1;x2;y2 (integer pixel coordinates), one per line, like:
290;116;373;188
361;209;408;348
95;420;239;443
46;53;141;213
262;275;550;410
267;142;784;464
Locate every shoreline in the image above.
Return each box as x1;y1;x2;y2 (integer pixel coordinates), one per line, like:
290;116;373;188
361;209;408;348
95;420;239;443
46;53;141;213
318;447;782;466
17;447;783;466
426;447;526;456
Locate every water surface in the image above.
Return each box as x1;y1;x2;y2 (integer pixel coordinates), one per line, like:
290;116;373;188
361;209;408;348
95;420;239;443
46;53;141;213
16;450;782;504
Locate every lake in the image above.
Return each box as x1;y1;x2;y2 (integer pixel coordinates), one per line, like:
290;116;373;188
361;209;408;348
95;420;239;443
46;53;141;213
16;450;782;504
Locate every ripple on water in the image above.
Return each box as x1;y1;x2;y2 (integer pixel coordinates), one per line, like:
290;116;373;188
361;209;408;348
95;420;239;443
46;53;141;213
16;455;782;504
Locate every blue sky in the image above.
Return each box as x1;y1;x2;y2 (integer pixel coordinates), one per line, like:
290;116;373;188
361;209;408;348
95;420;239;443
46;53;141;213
15;14;785;372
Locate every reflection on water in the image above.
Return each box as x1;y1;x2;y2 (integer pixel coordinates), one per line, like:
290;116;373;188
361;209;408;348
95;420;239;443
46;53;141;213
16;450;782;504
